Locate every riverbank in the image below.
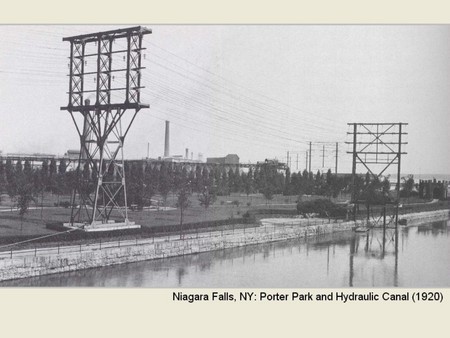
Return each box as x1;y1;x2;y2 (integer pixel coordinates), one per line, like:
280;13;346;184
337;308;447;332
0;209;448;282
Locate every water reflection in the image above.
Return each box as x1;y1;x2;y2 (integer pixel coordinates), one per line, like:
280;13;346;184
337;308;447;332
1;220;449;287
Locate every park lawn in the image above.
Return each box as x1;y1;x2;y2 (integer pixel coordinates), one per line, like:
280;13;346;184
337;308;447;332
0;192;284;238
1;191;441;239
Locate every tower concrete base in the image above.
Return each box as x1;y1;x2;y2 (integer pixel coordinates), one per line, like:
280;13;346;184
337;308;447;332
63;220;141;232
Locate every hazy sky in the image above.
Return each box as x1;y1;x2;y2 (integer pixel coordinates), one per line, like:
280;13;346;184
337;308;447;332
0;25;449;175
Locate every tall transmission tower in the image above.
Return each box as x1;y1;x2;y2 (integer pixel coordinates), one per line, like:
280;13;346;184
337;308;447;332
61;26;151;230
346;122;408;227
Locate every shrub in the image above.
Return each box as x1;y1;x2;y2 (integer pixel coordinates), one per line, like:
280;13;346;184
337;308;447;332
55;201;71;208
296;199;346;218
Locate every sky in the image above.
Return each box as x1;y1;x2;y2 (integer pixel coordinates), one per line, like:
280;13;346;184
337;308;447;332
0;25;449;176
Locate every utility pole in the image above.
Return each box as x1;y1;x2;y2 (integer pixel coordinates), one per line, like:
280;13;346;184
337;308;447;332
322;144;325;168
287;151;290;169
305;151;308;172
351;124;357;221
296;153;299;171
335;142;338;174
395;123;403;228
308;142;312;173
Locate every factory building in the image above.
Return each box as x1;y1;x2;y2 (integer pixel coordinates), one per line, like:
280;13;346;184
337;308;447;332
206;154;239;165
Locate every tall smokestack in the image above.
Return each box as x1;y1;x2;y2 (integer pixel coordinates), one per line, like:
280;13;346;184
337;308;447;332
185;148;189;159
164;120;170;157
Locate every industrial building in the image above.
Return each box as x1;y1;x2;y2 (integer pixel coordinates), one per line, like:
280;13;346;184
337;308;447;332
206;154;239;165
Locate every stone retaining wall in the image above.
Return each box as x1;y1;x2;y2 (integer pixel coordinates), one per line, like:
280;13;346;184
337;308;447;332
400;209;449;226
0;209;448;282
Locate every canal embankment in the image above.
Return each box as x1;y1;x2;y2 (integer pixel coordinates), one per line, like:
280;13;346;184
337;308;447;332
0;209;448;282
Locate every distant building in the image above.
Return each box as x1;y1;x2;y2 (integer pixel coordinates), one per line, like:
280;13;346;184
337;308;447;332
5;152;56;159
206;154;239;165
64;149;81;161
257;158;280;166
162;155;203;164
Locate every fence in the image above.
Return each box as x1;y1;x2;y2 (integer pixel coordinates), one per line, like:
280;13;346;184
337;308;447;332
1;208;448;261
0;218;347;261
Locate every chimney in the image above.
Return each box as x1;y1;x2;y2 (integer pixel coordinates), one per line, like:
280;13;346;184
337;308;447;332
164;121;170;157
191;152;193;160
185;148;189;159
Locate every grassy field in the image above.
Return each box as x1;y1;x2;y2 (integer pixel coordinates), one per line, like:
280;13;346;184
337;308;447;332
0;191;447;241
0;192;300;238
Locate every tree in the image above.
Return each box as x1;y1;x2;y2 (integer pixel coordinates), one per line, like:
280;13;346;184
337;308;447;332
58;159;67;174
360;174;391;221
5;159;17;208
79;161;94;203
284;167;291;195
188;168;195;191
23;160;32;179
49;158;58;194
259;162;277;204
158;163;172;205
176;181;191;239
301;169;313;195
172;165;182;194
143;164;157;207
314;170;324;195
401;175;415;198
201;167;209;189
198;185;217;209
15;159;23;177
218;169;229;196
324;169;333;198
127;162;144;208
33;168;46;219
262;185;275;203
243;168;254;199
382;176;391;196
16;178;36;231
231;168;242;193
0;160;5;201
194;165;203;193
41;159;49;191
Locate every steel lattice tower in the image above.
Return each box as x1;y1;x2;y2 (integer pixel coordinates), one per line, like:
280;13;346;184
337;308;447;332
61;26;151;229
346;123;408;226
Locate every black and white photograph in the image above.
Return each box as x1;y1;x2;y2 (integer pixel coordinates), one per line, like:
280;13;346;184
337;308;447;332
0;24;449;287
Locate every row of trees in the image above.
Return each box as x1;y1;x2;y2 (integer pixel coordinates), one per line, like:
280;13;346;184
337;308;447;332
0;159;343;207
125;161;286;207
285;168;351;198
1;158;419;212
0;158;70;226
0;158;71;203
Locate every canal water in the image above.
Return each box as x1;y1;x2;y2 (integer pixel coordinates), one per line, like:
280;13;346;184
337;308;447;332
1;219;449;287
